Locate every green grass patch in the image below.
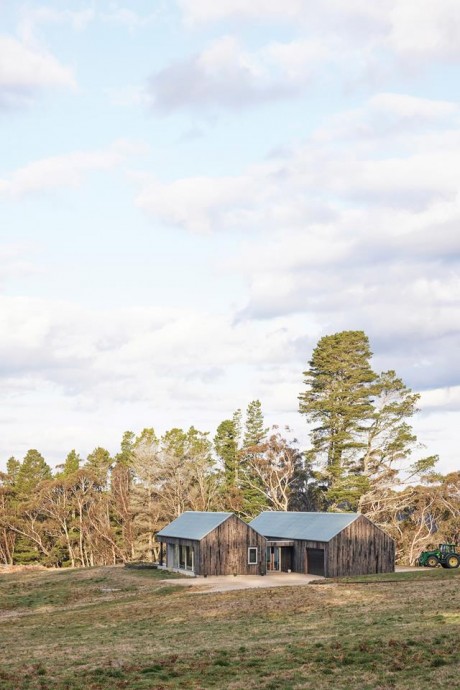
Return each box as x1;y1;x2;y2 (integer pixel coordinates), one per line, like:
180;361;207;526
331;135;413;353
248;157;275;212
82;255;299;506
335;567;460;584
1;564;460;689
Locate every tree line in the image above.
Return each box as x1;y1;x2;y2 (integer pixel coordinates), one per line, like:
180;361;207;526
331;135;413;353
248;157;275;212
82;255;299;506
0;331;458;567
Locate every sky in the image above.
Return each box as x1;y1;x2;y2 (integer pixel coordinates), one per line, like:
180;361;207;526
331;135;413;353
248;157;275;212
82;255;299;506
1;0;459;474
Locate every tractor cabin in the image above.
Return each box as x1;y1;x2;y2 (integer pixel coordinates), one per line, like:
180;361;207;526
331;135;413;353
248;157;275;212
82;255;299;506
250;511;395;577
156;511;267;576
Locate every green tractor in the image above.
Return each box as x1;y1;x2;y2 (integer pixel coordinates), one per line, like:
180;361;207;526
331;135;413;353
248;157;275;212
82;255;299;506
417;544;460;569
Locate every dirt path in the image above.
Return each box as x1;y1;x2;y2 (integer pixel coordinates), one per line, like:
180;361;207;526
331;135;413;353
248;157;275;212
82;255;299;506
160;572;324;593
160;566;427;593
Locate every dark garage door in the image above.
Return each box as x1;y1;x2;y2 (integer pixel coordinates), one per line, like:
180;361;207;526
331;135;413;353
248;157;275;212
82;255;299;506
306;548;325;576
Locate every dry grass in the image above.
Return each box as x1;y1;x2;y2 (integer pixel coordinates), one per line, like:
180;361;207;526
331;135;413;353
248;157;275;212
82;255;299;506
0;565;459;689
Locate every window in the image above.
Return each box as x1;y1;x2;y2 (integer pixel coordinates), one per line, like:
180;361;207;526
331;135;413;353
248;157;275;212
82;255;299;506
186;546;194;570
179;545;186;570
248;547;258;565
176;545;194;571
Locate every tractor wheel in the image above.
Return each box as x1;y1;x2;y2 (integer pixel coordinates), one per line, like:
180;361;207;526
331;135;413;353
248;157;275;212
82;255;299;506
426;556;439;567
445;555;460;569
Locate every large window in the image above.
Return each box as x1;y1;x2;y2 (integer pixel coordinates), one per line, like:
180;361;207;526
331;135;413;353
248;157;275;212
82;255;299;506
179;545;186;570
177;544;194;571
186;545;193;570
248;547;258;565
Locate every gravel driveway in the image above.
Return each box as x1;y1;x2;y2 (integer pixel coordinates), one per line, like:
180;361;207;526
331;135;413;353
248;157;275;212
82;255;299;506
162;572;323;593
162;566;425;593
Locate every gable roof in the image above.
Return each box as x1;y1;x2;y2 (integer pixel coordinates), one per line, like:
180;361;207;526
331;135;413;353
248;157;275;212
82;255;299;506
157;511;233;541
249;511;359;542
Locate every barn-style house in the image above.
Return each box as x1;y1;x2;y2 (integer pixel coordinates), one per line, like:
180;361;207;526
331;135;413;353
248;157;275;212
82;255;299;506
250;511;395;577
156;511;267;576
157;510;394;578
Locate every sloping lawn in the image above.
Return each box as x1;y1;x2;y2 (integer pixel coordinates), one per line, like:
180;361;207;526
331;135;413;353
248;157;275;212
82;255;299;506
0;565;459;689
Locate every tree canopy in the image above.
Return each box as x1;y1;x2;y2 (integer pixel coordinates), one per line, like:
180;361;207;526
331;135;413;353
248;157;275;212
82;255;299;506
0;330;453;567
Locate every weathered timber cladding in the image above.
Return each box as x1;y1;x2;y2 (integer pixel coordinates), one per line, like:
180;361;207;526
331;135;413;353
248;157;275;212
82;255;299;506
286;516;394;577
200;515;267;576
291;539;326;574
159;511;394;578
326;514;395;577
280;547;293;572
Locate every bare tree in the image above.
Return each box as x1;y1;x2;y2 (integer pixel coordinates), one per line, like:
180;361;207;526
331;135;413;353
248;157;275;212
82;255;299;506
0;478;16;565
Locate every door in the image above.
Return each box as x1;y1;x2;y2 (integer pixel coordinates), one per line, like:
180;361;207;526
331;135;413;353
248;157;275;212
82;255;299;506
266;546;281;571
306;548;325;576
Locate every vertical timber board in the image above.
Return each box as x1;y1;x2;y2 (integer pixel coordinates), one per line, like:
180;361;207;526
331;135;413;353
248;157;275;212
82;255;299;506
291;540;327;574
280;547;293;572
328;515;395;577
292;540;305;573
200;515;267;576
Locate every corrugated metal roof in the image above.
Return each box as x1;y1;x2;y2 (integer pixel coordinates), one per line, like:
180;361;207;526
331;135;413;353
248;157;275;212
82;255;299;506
157;511;233;541
249;511;359;542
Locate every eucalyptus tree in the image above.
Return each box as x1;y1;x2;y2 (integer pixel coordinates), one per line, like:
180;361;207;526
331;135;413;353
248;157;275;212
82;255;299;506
0;472;16;564
241;427;305;512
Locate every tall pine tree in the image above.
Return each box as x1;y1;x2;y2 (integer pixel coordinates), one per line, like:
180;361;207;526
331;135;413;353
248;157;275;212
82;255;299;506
56;450;81;478
243;400;269;448
214;418;240;487
299;331;377;483
16;449;52;497
300;331;438;511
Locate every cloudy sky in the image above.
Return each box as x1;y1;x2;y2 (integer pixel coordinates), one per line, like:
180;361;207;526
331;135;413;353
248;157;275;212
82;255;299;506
1;0;459;473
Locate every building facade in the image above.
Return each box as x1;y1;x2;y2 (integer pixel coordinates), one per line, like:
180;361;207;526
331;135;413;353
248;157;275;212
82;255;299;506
156;511;267;576
156;510;395;578
250;511;395;577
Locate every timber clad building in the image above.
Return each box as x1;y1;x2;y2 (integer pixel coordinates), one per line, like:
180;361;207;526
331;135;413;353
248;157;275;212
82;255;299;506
157;510;395;578
250;511;395;577
156;512;267;576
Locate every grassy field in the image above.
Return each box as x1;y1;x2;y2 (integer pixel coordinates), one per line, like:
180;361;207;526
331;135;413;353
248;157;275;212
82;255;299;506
0;565;459;689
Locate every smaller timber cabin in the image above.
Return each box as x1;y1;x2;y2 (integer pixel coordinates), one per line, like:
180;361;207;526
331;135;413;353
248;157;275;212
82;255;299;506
156;511;267;576
250;511;395;577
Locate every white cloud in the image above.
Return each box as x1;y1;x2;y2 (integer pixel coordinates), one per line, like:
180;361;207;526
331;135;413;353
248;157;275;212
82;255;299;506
0;245;38;288
18;5;161;38
179;0;460;70
136;172;259;233
264;39;331;81
178;0;305;25
137;92;460;231
135;91;460;399
150;2;460;114
0;294;306;442
0;140;144;198
177;0;393;48
178;0;388;30
0;35;75;107
389;0;460;60
100;7;161;30
106;84;149;107
18;7;95;42
370;93;459;121
147;35;329;111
